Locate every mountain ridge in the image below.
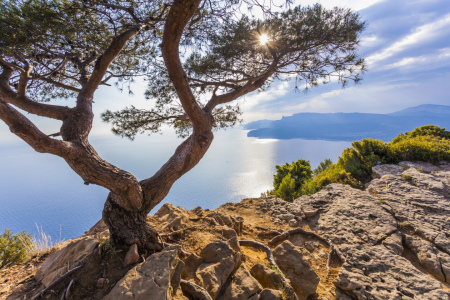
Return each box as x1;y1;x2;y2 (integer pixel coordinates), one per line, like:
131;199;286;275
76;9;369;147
244;104;450;141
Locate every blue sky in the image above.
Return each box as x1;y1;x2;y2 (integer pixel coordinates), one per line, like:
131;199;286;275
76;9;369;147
1;0;449;142
240;0;450;121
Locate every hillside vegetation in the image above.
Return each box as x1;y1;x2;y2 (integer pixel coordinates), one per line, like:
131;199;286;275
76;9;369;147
270;125;450;201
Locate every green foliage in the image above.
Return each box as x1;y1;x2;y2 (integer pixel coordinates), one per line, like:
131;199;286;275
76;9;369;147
0;229;33;269
302;164;361;195
273;159;312;191
313;158;333;176
273;173;298;202
402;174;412;181
391;125;450;143
101;239;120;257
390;135;450;163
337;139;397;182
270;125;450;201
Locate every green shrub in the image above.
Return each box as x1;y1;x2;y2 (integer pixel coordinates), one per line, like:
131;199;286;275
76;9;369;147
391;125;450;143
313;158;333;176
0;229;33;269
302;164;361;195
272;173;299;202
270;125;450;201
273;159;312;191
390;134;450;162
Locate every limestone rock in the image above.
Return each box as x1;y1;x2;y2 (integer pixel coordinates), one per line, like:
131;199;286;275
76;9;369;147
261;170;450;299
288;219;298;227
222;265;262;300
104;246;182;300
334;245;449;299
382;231;403;255
222;228;241;252
181;253;203;281
200;241;234;264
164;217;183;231
35;237;98;287
400;161;441;173
404;234;450;283
372;164;404;178
250;264;284;290
259;289;283;300
195;255;239;299
124;244;139;265
273;241;319;299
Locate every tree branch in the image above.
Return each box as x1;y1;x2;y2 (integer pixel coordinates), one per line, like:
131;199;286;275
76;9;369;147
0;63;72;120
204;63;277;112
161;0;210;130
0;99;73;155
37;77;81;93
79;23;146;99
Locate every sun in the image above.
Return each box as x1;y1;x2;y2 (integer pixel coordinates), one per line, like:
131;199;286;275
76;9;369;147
259;33;269;45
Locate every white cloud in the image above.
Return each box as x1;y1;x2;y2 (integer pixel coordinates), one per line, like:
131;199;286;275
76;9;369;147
294;0;385;11
383;47;450;71
240;81;290;111
367;13;450;67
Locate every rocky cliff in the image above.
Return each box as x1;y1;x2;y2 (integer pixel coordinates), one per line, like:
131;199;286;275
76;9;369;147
2;161;450;300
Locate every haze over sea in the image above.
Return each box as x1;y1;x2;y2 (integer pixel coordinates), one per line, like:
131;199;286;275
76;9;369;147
0;128;350;241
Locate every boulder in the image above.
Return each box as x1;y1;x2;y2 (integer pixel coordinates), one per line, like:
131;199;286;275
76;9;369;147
181;253;203;281
199;241;234;264
273;241;319;299
195;255;240;299
222;265;262;300
124;244;139;265
250;264;284;290
35;237;98;287
372;164;404;178
259;289;283;300
104;246;182;300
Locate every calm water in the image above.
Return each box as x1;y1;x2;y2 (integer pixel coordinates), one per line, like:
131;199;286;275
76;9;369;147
0;128;350;240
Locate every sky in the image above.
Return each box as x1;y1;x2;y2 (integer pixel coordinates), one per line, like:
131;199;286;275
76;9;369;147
240;0;450;121
1;0;450;141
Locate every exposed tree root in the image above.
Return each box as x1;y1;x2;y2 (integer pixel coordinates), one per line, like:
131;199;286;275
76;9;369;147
239;240;298;300
180;280;213;300
268;228;346;273
32;265;83;300
160;224;204;237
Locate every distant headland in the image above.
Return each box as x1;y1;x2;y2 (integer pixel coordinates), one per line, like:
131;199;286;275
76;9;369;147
244;104;450;141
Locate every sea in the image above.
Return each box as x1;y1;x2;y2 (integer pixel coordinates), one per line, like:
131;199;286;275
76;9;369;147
0;127;351;241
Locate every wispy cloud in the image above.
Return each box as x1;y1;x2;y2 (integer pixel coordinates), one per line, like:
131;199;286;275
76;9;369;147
383;47;450;71
366;13;450;68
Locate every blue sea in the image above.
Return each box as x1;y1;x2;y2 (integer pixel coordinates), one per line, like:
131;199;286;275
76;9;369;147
0;128;350;241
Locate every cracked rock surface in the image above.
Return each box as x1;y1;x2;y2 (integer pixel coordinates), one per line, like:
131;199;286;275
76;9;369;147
104;246;182;300
262;162;450;299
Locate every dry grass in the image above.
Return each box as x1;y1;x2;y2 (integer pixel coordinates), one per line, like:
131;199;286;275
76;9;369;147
30;224;64;256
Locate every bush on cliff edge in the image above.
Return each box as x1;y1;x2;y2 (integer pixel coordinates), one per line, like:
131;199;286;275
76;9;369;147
0;229;33;269
270;125;450;201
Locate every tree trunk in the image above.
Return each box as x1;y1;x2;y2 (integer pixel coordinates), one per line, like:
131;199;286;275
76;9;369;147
102;194;163;251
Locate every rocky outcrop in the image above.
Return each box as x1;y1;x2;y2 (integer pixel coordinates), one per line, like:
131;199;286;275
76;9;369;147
35;237;98;288
104;246;183;300
8;161;450;300
261;162;450;299
372;164;404;178
272;241;319;300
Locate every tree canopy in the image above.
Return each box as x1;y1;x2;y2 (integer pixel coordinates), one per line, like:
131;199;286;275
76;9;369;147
0;0;366;248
